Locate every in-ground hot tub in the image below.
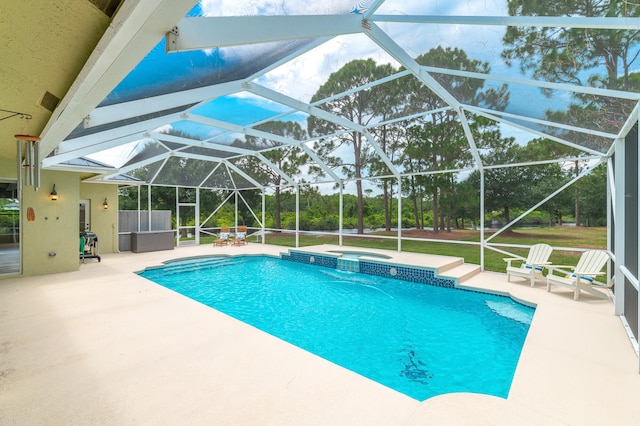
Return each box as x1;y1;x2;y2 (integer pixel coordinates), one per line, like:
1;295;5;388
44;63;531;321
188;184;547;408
327;250;392;259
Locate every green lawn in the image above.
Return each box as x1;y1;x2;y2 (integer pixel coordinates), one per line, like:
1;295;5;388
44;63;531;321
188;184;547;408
254;227;607;273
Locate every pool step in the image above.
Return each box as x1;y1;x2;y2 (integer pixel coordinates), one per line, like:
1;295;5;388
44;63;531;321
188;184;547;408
441;263;481;283
433;257;465;274
161;257;245;274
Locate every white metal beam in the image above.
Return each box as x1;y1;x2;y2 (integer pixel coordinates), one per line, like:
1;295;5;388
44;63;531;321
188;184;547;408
246;83;366;133
310;70;412;108
222;160;264;190
84;81;242;129
254;153;297;187
366;22;461;109
486;159;607;242
99;151;172;181
362;131;400;177
467;105;615;156
42;133;151;167
43;164;116;174
185;113;301;148
166;15;363;53
299;145;342;183
149;132;255;156
459;110;484;171
420;65;640;102
371;14;640;30
614;137;626;316
53;111;185;154
615;101;640;142
363;0;387;19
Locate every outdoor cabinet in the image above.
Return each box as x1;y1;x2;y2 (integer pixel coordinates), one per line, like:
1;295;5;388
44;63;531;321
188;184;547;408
130;231;174;253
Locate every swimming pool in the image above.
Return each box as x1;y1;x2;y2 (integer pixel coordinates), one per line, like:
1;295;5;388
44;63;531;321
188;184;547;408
138;255;534;401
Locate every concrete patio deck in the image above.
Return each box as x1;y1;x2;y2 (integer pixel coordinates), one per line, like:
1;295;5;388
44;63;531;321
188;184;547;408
1;243;639;425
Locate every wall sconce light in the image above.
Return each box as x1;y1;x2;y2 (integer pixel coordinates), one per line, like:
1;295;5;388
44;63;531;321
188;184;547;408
49;184;59;201
102;198;109;209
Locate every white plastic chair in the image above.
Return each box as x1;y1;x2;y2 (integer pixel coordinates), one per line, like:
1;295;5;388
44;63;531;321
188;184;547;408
503;243;553;287
546;250;610;301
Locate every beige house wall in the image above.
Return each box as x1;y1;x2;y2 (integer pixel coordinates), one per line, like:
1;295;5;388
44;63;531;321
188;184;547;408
17;171;118;277
0;1;112;278
80;182;119;254
21;171;80;275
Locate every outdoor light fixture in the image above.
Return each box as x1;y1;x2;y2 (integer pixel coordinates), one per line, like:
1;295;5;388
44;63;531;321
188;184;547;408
49;184;58;201
103;198;109;209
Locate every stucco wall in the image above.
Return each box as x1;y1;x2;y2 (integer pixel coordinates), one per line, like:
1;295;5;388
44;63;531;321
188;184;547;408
0;0;111;278
19;171;118;276
21;171;79;276
80;183;118;254
0;156;17;180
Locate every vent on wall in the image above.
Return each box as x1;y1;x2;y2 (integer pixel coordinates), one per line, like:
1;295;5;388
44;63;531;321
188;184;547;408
40;91;60;112
89;0;124;17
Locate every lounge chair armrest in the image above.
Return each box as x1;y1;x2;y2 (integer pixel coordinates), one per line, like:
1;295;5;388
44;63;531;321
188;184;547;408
545;265;575;276
530;261;552;266
546;265;574;270
503;257;524;267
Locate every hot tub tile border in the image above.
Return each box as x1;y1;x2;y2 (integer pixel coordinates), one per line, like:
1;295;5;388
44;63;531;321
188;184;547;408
282;250;455;288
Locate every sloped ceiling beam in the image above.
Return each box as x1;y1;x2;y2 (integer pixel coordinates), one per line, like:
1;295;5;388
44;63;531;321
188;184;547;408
166;15;362;52
468;104;617;140
246;83;366;133
151;132;254;156
47;110;185;157
84;81;242;129
420;65;640;101
100;151;171;180
299;145;341;183
255;153;297;187
365;22;461;109
42;132;152;167
467;106;609;157
38;0;197;157
223;161;264;190
363;0;388;18
186;113;303;148
372;15;640;30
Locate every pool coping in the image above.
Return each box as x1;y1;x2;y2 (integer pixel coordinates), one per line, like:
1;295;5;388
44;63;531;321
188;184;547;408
1;243;638;425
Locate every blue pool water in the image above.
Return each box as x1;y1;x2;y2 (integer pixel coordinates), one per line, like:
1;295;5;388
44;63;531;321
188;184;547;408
138;255;534;401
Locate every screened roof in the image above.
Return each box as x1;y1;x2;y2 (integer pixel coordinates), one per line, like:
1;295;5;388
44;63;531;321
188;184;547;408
39;0;640;191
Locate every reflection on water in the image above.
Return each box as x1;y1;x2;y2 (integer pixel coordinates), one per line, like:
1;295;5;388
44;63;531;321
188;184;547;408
0;246;19;275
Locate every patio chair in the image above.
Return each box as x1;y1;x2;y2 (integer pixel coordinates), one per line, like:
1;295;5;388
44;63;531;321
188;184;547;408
232;226;247;245
546;250;610;301
503;243;553;287
214;227;231;246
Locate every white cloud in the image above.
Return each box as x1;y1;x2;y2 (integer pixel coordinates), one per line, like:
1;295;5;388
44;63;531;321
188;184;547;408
258;33;400;103
237;2;511;104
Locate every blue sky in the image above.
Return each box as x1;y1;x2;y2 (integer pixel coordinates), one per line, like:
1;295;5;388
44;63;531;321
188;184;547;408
97;0;624;170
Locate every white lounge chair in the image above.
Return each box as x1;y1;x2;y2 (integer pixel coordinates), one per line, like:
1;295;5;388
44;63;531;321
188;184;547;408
546;250;610;301
503;243;553;287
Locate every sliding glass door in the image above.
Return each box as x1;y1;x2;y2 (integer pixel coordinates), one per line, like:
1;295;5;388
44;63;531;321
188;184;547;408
0;180;20;275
